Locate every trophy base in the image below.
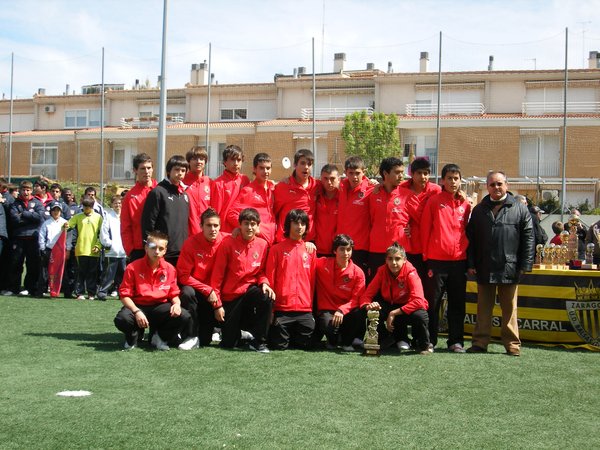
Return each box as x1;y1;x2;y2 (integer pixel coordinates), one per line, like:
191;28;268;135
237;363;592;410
533;264;546;270
363;343;381;356
582;264;598;270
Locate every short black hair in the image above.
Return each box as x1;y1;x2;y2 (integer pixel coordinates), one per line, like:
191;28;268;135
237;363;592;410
49;183;62;192
379;157;404;179
186;146;208;163
34;178;49;190
253;152;272;167
441;163;461;179
147;230;169;243
410;157;431;174
344;156;365;171
386;242;406;258
166;155;189;175
201;207;220;225
332;234;354;252
239;207;261;224
133;153;153;170
321;164;339;175
283;209;309;239
222;145;244;162
294;148;314;166
81;197;95;208
84;186;96;196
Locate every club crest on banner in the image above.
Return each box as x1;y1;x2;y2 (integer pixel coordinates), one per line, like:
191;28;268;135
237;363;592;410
566;281;600;348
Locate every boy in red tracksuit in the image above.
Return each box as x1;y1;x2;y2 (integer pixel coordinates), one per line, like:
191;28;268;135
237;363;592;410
273;149;320;243
183;146;212;237
314;234;366;351
336;156;374;276
226;153;276;246
266;209;316;350
114;231;192;351
315;164;340;256
177;208;228;348
121;153;157;262
361;243;432;354
420;163;471;353
211;145;250;233
367;157;411;280
210;208;275;352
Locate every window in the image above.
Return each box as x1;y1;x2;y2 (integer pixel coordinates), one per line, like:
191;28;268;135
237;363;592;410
112;148;126;179
220;108;247;120
519;130;560;177
64;109;102;128
31;143;58;178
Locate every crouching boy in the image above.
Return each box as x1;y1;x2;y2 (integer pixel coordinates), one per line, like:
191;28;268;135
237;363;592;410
360;243;432;354
114;231;192;351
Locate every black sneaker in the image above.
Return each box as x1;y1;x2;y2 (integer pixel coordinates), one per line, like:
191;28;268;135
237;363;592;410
249;341;270;353
466;345;488;353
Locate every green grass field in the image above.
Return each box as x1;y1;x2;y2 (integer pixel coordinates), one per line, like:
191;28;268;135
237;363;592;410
1;295;598;449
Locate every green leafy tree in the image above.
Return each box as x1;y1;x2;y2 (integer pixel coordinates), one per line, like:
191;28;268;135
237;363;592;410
341;111;401;176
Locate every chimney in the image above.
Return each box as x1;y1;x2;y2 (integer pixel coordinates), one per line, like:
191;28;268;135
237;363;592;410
588;51;600;69
191;61;209;85
419;52;429;73
366;62;375;71
37;88;46;96
334;52;346;73
488;55;494;71
65;84;70;95
298;66;306;76
210;73;215;85
135;79;140;89
387;61;393;73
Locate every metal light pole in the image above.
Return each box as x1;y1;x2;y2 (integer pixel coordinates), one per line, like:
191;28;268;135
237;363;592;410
8;52;14;182
435;32;442;183
560;27;568;221
156;0;168;177
100;47;105;205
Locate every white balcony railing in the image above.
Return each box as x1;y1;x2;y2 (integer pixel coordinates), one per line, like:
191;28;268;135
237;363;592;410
120;116;184;128
519;159;560;177
406;103;485;116
300;107;374;120
522;101;600;115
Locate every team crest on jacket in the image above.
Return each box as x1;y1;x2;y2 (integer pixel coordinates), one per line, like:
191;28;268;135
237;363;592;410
428;269;433;278
358;191;364;199
394;198;400;205
302;253;308;261
398;281;405;289
204;186;210;193
343;275;351;283
253;251;259;260
160;274;166;283
458;206;465;214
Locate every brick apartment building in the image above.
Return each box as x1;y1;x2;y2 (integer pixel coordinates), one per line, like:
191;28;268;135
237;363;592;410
1;51;599;205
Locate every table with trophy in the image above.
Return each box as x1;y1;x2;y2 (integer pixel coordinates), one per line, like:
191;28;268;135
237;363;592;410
464;222;600;350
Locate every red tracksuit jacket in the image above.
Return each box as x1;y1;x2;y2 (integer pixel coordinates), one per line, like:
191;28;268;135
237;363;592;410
360;261;428;315
210;234;269;307
420;190;471;261
120;180;158;255
315;191;339;255
183;172;212;237
400;180;442;255
176;231;227;302
315;257;365;315
265;238;315;312
211;170;250;232
336;178;373;252
226;179;276;246
368;185;411;253
273;175;320;242
119;256;180;306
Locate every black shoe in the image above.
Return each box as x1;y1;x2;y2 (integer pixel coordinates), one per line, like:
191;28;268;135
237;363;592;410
466;345;488;353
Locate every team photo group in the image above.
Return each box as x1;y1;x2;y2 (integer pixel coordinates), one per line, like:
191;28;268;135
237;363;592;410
2;144;533;356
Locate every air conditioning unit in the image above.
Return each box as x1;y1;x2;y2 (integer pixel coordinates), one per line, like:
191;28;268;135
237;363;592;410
541;189;559;201
44;105;55;113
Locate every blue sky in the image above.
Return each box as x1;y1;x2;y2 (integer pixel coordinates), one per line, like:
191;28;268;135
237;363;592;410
0;0;598;98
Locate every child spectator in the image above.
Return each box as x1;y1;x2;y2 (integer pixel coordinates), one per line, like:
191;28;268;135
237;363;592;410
68;197;103;300
97;196;126;300
550;221;564;245
38;201;70;297
266;209;316;350
361;243;432;355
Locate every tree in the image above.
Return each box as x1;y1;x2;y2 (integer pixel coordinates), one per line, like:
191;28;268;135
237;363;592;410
341;111;401;176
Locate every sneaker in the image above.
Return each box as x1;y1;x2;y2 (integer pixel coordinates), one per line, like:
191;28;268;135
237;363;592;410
151;333;170;351
466;345;488;353
178;336;199;350
18;290;29;296
88;295;95;300
449;343;466;353
211;330;222;343
42;292;51;298
240;330;254;341
351;338;364;348
341;345;355;352
396;340;411;351
110;291;118;298
76;295;86;300
123;341;136;351
0;290;14;296
419;343;434;355
249;341;270;353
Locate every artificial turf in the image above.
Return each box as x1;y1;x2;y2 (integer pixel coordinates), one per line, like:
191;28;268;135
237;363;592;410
0;295;598;449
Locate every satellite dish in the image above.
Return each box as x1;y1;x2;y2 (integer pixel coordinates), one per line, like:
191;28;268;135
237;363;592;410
282;157;291;169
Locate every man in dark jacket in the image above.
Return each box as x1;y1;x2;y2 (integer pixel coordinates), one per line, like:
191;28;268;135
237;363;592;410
141;155;189;266
466;171;534;356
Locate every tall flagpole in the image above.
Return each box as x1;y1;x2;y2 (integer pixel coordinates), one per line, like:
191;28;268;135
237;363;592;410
8;52;14;183
560;27;568;221
100;47;105;205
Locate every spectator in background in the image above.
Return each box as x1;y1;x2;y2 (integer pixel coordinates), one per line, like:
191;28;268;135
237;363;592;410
33;178;53;211
83;186;105;217
549;221;564;245
38;201;69;297
49;183;71;219
61;187;80;298
530;205;548;251
98;195;126;300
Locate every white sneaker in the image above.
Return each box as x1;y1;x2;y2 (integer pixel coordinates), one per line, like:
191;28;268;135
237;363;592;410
449;343;466;353
88;295;95;300
18;290;29;296
110;291;118;298
396;340;411;351
211;329;222;343
76;295;86;300
178;336;199;350
151;333;170;351
249;342;270;353
240;330;254;341
1;290;14;296
42;292;51;298
341;345;355;352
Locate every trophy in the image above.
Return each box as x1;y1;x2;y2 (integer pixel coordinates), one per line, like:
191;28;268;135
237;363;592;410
567;216;581;262
533;244;545;269
363;310;381;356
548;244;558;270
582;243;598;270
560;245;569;269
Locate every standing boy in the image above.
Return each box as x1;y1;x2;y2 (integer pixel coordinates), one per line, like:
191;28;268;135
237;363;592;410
38;201;69;297
184;146;212;237
114;230;192;351
98;196;126;300
210;208;275;352
314;164;339;256
266;209;316;350
421;163;471;352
